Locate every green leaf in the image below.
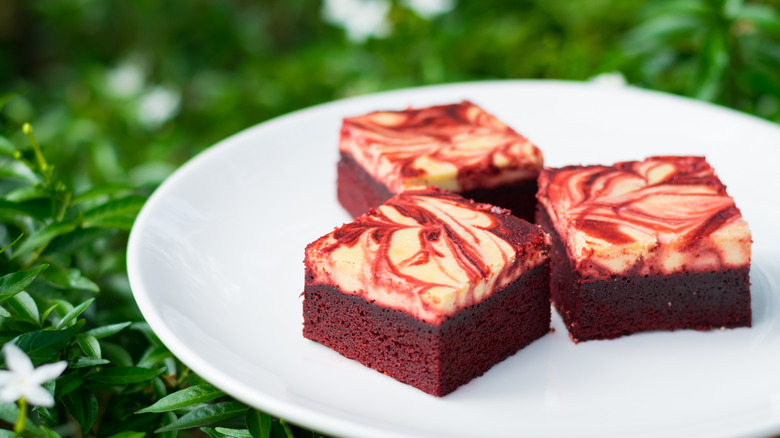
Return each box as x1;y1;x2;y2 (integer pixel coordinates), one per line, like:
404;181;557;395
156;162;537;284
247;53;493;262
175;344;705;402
85;321;132;339
55;373;83;398
0;199;45;222
50;298;74;318
131;322;163;346
44;265;100;293
246;409;273;438
642;0;709;18
38;426;62;438
0;264;48;303
83;216;136;231
88;366;162;385
84;391;100;432
693;32;729;101
16;199;52;221
101;342;134;367
34;406;57;427
137;383;226;413
56;298;95;329
152;375;168;399
622;14;702;55
8;320;84;366
72;183;135;204
106;433;147;438
155;402;248;433
13;220;79;258
216;428;252;438
76;333;101;358
0;233;23;256
279;419;294;438
41;303;60;323
68;271;100;294
0;164;38;185
161;411;179;438
62;388;99;433
137;345;173;369
70;356;111;368
82;196;145;226
0;404;43;436
45;227;114;256
201;428;224;438
0;91;20;111
105;413;157;436
0;402;18;424
0;306;10;318
5;185;47;202
0;136;16;157
736;4;780;36
7;291;40;325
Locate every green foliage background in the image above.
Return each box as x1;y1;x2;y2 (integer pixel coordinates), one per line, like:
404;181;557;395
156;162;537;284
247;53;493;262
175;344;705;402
0;0;779;436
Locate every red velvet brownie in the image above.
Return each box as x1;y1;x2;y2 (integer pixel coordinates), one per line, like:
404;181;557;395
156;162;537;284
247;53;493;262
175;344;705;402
304;187;551;396
536;156;752;343
337;101;543;222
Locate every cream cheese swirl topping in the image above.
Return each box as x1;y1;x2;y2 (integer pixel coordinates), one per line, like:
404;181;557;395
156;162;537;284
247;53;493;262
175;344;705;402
339;101;543;193
538;156;751;278
306;187;550;325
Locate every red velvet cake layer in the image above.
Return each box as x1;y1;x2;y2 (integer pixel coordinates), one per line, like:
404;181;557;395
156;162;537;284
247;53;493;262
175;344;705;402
337;152;538;222
537;206;751;342
459;179;538;225
303;263;550;396
337;152;393;219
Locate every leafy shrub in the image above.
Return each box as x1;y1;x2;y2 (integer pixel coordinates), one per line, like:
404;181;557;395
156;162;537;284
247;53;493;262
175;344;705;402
1;0;778;436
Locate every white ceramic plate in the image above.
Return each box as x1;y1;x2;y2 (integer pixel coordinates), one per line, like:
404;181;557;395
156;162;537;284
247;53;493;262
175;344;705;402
127;81;780;438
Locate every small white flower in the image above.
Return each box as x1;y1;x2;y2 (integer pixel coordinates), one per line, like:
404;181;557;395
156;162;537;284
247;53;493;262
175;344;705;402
403;0;456;19
588;72;628;88
105;61;145;98
137;86;181;128
0;343;67;407
322;0;392;43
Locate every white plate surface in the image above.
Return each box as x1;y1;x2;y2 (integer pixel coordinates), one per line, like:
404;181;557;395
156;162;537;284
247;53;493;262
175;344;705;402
127;81;780;438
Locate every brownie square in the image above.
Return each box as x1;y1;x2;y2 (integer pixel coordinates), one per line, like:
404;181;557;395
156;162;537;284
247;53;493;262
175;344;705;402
536;156;752;342
337;101;543;222
304;187;551;396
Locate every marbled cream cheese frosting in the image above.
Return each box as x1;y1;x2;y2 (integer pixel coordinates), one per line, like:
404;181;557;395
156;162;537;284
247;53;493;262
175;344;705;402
305;187;551;325
339;101;543;193
537;156;752;278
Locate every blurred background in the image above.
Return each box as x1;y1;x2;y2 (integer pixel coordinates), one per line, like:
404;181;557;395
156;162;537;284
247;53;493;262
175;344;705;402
2;1;780;435
2;0;780;191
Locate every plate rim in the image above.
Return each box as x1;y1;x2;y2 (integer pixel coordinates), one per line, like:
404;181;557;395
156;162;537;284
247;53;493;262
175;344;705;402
127;79;780;438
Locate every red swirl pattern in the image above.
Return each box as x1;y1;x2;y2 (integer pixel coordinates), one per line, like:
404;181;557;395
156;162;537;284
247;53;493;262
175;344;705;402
306;187;550;324
340;101;543;192
537;156;751;277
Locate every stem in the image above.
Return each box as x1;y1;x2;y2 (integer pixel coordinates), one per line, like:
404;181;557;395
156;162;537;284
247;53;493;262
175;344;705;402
279;418;294;438
22;123;52;186
56;189;72;222
176;366;191;386
0;233;24;255
22;122;62;220
14;397;27;438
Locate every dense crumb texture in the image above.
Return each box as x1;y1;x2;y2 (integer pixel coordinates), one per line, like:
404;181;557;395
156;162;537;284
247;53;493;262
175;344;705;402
536;156;752;342
537;207;751;342
303;264;550;397
337;152;395;218
337;101;543;220
304;187;552;395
